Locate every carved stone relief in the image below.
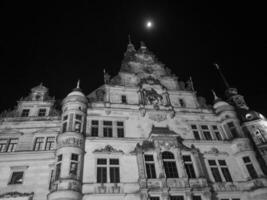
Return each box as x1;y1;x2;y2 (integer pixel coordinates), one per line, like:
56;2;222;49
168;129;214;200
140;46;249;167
93;145;124;154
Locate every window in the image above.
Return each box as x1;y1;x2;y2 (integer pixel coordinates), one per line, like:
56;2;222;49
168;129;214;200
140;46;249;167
162;151;178;178
221;198;240;200
21;109;30;117
243;156;258;179
117;121;124;138
0;139;7;152
150;197;160;200
208;160;232;182
38;108;46;117
91;120;99;136
6;138;18;152
33;137;45;151
144;154;156;178
55;155;62;181
208;160;222;182
191;125;200;140
49;169;54;190
45;137;55;150
183;155;196;178
0;138;18;152
201;125;212;140
9;171;24;184
62;122;67;133
218;160;232;182
179;98;185;107
170;196;184;200
121;95;127;104
227;122;239;138
192;196;201;200
70;154;79;177
103;121;112;137
74;114;82;133
254;129;265;144
212;125;222;140
97;159;107;183
110;159;120;183
97;158;120;183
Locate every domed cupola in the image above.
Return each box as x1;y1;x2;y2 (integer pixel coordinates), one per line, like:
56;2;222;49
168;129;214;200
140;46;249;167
63;80;88;105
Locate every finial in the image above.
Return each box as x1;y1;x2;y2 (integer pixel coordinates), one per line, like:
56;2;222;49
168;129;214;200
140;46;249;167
128;34;132;44
103;68;110;84
140;41;146;48
76;79;80;89
214;63;230;89
211;89;219;100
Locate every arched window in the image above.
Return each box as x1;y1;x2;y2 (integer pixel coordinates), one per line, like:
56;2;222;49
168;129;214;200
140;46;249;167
162;151;178;178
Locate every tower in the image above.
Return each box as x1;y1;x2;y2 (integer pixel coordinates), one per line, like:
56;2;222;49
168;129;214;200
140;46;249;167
48;82;88;200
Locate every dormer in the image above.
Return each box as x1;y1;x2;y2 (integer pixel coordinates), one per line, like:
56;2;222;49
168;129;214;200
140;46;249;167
16;83;57;118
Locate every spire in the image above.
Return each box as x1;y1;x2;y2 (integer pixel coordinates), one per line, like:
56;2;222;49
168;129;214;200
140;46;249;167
211;89;219;101
126;34;135;52
76;79;80;89
214;63;230;89
103;68;110;84
140;41;147;52
128;34;132;44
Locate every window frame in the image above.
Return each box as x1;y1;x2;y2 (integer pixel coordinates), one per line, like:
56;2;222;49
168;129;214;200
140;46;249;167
144;154;157;179
9;171;24;185
21;109;30;117
162;151;179;178
207;159;232;182
96;157;120;183
38;108;47;117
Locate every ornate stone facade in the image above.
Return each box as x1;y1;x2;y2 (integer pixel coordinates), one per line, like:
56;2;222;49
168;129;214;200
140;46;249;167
0;41;267;200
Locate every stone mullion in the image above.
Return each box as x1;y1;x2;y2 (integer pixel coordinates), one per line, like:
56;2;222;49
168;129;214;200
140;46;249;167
191;150;202;178
136;148;146;180
154;141;165;178
175;148;187;178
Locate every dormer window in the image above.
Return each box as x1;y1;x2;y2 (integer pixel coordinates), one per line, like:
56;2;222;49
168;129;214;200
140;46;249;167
38;109;46;117
121;95;127;104
21;109;30;117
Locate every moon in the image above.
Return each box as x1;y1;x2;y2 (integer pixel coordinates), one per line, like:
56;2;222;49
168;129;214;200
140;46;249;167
146;20;153;29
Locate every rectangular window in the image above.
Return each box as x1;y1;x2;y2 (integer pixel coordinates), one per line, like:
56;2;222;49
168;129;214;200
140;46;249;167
75;114;82;120
97;158;107;183
191;125;200;140
45;137;55;150
201;125;212;140
183;155;196;178
227;122;238;138
21;109;30;117
218;160;232;182
117;121;124;138
170;196;184;200
97;158;120;183
243;156;258;179
0;139;7;152
208;160;222;182
192;196;201;200
9;171;24;184
110;159;120;183
121;95;127;104
70;153;79;177
74;121;81;133
33;137;44;151
62;122;67;133
91;120;99;136
164;161;179;178
144;155;156;179
150;197;160;200
38;109;46;117
55;163;61;181
103;121;112;137
6;138;18;152
212;125;222;140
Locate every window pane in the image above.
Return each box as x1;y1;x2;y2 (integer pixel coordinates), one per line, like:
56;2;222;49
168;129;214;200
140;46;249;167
71;154;79;161
38;109;46;116
191;125;197;129
164;161;178;178
243;156;251;163
75;114;82;120
193;131;200;140
97;159;107;165
170;196;184;200
10;171;24;184
162;151;175;159
146;163;156;178
97;167;107;183
201;125;208;129
117;128;124;137
110;159;119;165
70;162;78;176
247;164;258;179
203;131;212;140
92;120;98;125
150;197;160;200
211;168;222;182
185;164;196;178
221;167;232;182
110;167;120;183
117;121;123;126
103;121;112;125
144;155;154;161
208;160;216;166
21;109;30;117
192;196;201;200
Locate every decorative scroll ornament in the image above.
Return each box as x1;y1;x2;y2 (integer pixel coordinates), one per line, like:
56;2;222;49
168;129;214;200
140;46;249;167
94;145;124;154
148;112;167;122
0;192;34;200
204;147;229;156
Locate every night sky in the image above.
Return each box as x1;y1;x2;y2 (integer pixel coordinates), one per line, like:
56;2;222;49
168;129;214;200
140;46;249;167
1;1;267;115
